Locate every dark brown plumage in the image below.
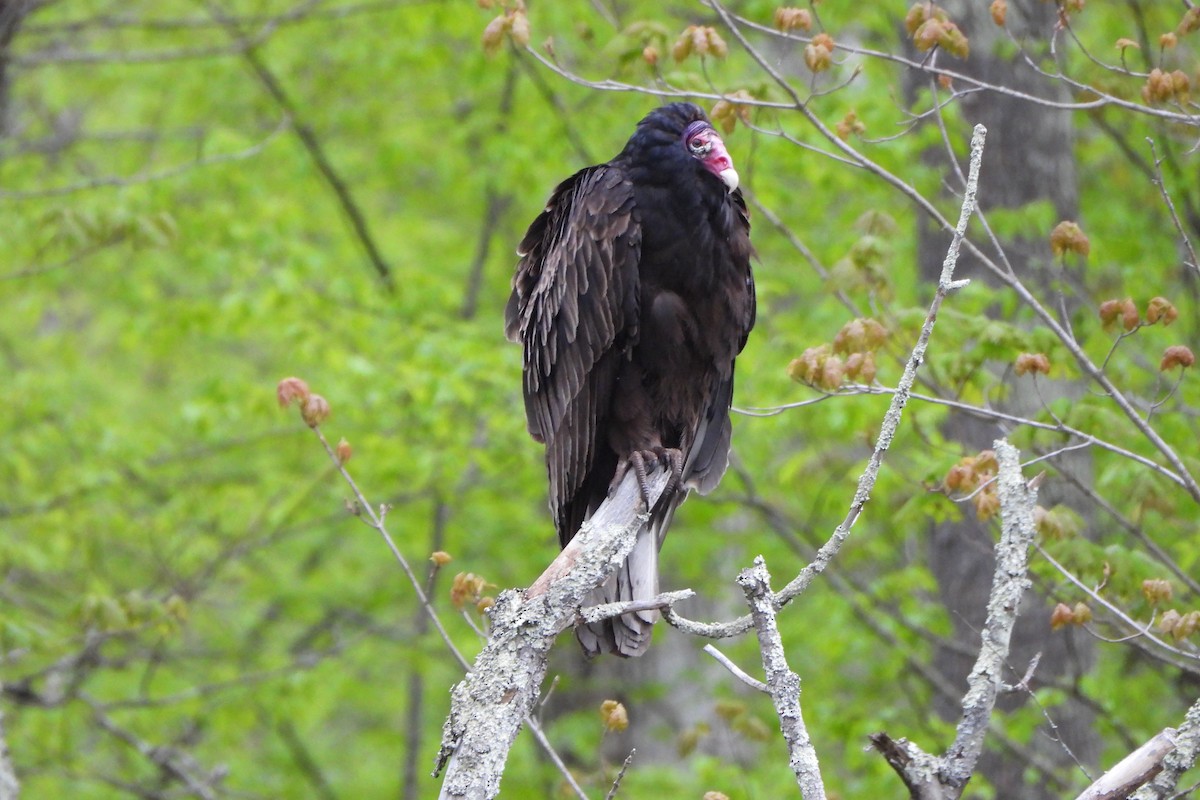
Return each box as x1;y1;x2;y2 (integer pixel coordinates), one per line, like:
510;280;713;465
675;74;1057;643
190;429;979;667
505;103;756;657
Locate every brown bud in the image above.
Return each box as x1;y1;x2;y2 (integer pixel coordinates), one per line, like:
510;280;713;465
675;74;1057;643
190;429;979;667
912;18;945;52
1114;37;1140;51
335;437;352;464
600;699;629;732
1122;301;1140;332
1160;345;1196;371
1143;68;1179;104
1049;221;1090;257
804;39;833;72
1014;352;1051;377
990;0;1006;26
973;486;1000;520
974;449;998;475
820;355;845;390
1180;7;1200;35
509;10;531;47
904;2;934;35
703;793;731;800
773;7;813;33
476;596;495;614
707;28;729;58
857;351;877;384
642;45;659;66
835;109;865;140
1146;296;1178;325
939;22;970;58
430;551;453;566
1177;610;1200;639
1171;70;1191;101
1072;602;1092;625
943;463;973;492
450;572;488;608
301;394;331;427
711;92;753;134
481;14;508;56
788;344;831;386
672;29;693;61
1050;602;1074;630
1160;32;1178;49
1142;578;1173;605
277;377;311;408
1159;608;1182;635
1098;298;1124;328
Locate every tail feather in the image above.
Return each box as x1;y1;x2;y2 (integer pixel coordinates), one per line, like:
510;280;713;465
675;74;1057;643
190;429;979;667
576;494;681;657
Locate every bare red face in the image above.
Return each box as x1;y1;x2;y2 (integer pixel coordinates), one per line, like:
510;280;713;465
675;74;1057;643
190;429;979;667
683;122;739;192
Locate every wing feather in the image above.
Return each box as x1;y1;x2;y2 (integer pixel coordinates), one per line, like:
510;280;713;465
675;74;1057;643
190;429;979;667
505;165;641;541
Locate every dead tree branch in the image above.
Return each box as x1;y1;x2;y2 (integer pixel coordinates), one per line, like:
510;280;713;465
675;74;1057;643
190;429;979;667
1131;699;1200;800
1074;728;1176;800
872;439;1040;799
434;469;672;800
739;556;825;799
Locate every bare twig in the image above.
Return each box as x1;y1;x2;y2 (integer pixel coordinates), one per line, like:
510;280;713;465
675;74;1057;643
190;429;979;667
578;589;695;625
703;644;768;694
604;750;636;800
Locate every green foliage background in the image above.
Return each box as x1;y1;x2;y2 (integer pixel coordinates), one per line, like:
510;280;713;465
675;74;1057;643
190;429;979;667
3;1;1199;797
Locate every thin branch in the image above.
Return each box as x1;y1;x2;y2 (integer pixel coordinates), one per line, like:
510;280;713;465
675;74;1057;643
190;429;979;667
703;644;768;694
604;750;636;800
578;589;695;625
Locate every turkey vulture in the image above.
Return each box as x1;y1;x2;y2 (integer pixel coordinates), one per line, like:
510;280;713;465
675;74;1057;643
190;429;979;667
505;102;756;657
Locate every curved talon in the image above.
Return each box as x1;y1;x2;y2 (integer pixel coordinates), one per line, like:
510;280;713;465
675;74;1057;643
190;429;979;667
612;447;684;508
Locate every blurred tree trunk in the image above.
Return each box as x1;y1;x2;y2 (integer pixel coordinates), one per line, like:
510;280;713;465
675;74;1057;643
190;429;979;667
908;3;1099;797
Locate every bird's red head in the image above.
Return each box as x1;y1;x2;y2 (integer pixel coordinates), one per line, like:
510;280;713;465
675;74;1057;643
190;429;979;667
682;120;739;192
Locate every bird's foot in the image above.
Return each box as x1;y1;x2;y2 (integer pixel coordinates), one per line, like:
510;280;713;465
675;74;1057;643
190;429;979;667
613;447;684;509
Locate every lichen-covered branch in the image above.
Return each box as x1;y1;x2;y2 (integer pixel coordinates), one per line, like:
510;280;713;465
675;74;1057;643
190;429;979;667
872;439;1039;799
1131;698;1200;800
434;469;671;800
939;439;1039;790
1074;728;1176;800
738;556;825;800
0;697;18;800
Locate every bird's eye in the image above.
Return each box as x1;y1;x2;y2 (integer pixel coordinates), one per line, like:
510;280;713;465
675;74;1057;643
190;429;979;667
688;137;712;156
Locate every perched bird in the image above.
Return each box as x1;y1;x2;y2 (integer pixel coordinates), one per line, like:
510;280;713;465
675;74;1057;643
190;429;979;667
505;103;756;657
